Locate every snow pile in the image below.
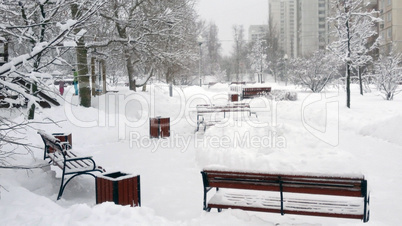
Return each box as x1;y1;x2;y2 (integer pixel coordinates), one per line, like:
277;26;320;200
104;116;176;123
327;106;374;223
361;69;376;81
360;114;402;146
196;119;284;171
0;185;179;226
266;89;298;101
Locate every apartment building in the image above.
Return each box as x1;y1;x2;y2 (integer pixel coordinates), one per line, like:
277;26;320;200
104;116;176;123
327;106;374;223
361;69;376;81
269;0;298;58
378;0;402;55
297;0;331;56
269;0;331;58
248;25;269;43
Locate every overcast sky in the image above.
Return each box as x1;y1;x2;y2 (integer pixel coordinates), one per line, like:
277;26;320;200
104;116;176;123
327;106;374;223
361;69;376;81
195;0;269;56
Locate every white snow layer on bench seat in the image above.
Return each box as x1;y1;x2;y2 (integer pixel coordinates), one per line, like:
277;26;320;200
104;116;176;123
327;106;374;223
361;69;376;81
48;149;96;174
209;188;364;215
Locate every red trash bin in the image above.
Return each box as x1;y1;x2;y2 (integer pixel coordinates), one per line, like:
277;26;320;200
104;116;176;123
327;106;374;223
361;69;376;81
96;172;141;207
229;93;239;102
149;117;170;138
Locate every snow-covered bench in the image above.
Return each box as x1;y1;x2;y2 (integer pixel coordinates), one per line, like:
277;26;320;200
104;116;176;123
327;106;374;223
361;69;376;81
38;131;105;200
196;103;255;131
242;87;271;99
201;169;369;223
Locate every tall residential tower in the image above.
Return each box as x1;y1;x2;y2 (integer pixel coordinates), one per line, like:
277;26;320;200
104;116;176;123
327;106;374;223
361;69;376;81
378;0;402;55
269;0;298;58
269;0;331;58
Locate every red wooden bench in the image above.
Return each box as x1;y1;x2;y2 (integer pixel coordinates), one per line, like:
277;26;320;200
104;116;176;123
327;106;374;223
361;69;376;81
38;131;105;200
242;87;271;99
201;169;369;222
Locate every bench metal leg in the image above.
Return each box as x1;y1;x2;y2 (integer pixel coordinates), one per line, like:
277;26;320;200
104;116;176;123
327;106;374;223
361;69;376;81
362;180;369;223
57;172;97;200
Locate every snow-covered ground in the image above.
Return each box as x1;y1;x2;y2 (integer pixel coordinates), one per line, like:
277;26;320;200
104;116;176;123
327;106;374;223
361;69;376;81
1;79;401;226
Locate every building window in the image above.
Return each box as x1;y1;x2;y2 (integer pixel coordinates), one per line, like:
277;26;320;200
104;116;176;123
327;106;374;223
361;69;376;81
388;0;391;5
388;28;392;39
319;24;325;29
319;17;325;22
319;10;325;15
388;12;392;21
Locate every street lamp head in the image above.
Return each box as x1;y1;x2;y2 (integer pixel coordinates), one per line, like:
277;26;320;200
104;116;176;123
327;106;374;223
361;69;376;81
197;36;204;45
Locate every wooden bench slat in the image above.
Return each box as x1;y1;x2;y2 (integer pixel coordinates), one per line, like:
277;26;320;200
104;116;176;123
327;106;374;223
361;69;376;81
209;190;364;214
208;203;364;220
201;169;369;222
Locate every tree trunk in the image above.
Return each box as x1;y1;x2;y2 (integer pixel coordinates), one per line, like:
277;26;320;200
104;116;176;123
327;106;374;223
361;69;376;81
28;104;35;120
358;67;363;95
346;63;351;108
124;48;136;91
77;46;91;107
28;82;38;120
91;57;96;96
346;16;351;109
71;3;91;107
101;59;106;94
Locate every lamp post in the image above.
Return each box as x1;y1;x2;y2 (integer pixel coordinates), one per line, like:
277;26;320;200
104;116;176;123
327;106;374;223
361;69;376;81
259;42;263;83
197;36;203;87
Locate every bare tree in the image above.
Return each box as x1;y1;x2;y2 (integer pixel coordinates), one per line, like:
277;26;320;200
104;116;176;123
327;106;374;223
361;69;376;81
265;13;283;83
201;22;222;77
328;0;380;108
232;25;246;81
248;39;268;83
375;53;402;100
0;0;105;108
91;0;198;90
0;0;69;72
0;1;103;168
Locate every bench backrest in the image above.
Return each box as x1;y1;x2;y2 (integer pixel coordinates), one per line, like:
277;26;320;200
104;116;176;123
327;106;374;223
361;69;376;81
202;170;367;198
243;87;271;97
38;131;66;154
197;103;251;114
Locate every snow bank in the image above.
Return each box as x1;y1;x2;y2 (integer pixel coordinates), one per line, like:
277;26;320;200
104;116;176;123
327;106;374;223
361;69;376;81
0;185;179;226
360;114;402;146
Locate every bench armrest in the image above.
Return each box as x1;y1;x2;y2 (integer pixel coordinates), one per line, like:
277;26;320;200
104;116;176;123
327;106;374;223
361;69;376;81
65;155;94;162
60;142;72;150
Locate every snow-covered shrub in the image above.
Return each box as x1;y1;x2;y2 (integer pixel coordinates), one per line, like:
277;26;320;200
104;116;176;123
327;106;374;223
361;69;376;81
265;90;297;101
375;53;402;100
289;51;341;93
